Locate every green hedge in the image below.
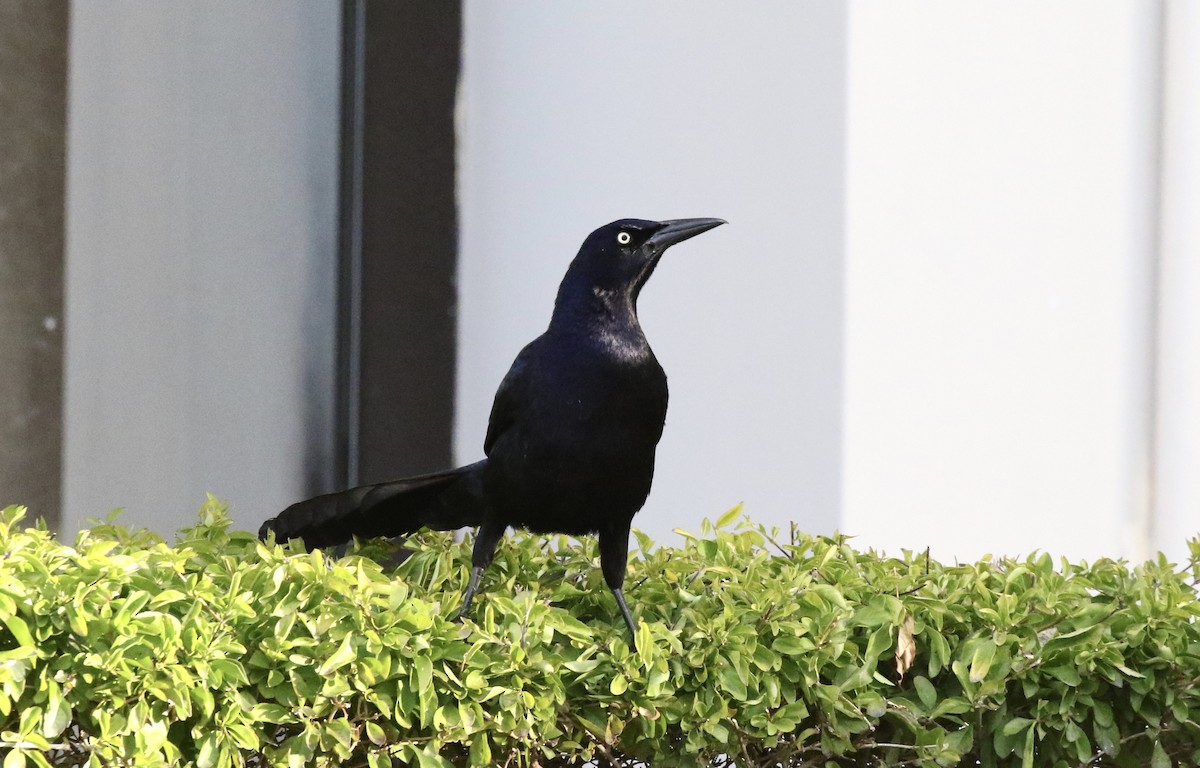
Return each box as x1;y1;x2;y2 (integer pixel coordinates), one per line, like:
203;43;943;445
0;499;1198;767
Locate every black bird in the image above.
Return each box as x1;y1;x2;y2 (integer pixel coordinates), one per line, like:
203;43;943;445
259;217;725;639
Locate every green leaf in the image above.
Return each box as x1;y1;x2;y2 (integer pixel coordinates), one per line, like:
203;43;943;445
1003;717;1034;736
247;703;292;723
1152;740;1171;768
149;589;187;608
39;678;69;739
632;527;653;553
469;734;492;766
365;721;387;747
773;635;811;655
316;633;357;676
969;640;996;683
646;660;670;697
414;749;453;768
226;722;260;750
913;676;937;710
930;696;971;717
326;719;354;752
1045;665;1081;686
196;732;219;768
1094;719;1119;755
3;616;33;648
562;659;600;674
703;719;730;742
927;630;951;677
5;499;1200;768
852;597;900;628
716;504;743;530
17;707;44;739
415;655;433;692
545;610;594;642
810;583;849;609
859;691;887;719
717;664;748;699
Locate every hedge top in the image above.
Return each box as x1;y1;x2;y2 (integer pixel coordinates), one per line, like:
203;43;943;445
0;499;1198;767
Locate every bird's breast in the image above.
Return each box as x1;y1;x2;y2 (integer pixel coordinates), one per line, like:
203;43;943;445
485;342;668;533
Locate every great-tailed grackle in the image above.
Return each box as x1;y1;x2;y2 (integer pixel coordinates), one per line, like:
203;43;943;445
259;217;725;639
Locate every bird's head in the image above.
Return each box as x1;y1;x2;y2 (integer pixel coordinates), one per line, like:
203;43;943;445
558;218;726;312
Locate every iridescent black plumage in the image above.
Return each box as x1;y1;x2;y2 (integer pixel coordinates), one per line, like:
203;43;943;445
260;217;725;640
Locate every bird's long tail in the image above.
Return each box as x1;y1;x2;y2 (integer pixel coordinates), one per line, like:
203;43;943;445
258;459;487;549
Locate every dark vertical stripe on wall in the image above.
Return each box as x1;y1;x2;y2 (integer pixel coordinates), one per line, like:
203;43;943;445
337;0;461;488
0;2;68;527
336;0;366;490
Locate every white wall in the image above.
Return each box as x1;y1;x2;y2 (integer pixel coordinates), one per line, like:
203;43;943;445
460;2;1193;562
457;1;848;546
1156;0;1200;563
842;1;1164;561
58;3;1193;562
63;2;341;535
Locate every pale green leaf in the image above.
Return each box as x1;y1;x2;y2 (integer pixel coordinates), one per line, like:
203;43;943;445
969;640;996;683
316;634;357;676
716;504;744;530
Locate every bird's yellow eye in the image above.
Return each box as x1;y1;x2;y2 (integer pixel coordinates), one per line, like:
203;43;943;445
616;231;632;246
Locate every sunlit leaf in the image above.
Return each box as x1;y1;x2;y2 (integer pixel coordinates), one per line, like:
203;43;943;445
0;501;1194;766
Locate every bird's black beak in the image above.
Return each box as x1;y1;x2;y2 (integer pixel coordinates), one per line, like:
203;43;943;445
646;217;726;252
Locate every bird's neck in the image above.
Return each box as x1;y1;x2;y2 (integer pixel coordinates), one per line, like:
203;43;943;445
549;283;647;350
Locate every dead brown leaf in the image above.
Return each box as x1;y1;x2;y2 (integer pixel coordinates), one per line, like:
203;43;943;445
896;613;916;681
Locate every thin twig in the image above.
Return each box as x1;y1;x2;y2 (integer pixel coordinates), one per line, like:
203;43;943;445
761;529;794;559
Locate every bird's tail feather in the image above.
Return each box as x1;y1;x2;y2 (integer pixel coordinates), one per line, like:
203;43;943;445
259;460;487;549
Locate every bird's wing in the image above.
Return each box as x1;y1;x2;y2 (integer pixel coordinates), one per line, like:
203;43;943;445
484;340;538;456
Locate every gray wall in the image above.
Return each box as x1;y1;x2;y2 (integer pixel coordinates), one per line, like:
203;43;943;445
457;2;1194;562
0;2;68;524
456;2;847;545
53;3;1193;562
62;3;341;535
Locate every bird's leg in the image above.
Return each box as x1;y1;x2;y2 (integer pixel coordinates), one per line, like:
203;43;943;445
455;566;485;621
611;586;638;641
599;523;639;645
453;519;505;622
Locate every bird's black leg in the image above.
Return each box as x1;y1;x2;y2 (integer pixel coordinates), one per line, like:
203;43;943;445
599;523;638;644
611;586;637;641
454;519;505;622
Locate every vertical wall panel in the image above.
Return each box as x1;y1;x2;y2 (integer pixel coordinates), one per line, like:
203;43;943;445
458;2;848;544
1155;0;1200;561
63;2;341;535
0;1;68;525
843;1;1162;560
350;1;460;486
